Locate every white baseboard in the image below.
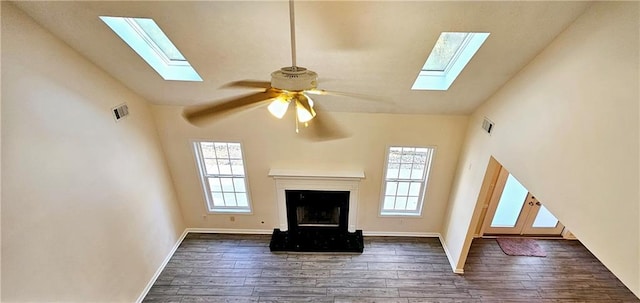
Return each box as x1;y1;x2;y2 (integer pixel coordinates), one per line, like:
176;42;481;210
362;231;440;237
438;235;464;274
185;228;274;234
135;229;189;303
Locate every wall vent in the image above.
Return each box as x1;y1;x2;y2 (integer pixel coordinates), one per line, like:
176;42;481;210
482;117;494;134
112;103;129;121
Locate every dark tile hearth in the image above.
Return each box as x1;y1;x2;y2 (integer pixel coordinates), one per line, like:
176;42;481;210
269;228;364;253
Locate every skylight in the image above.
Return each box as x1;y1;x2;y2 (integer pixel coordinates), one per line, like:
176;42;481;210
412;32;489;91
100;16;202;82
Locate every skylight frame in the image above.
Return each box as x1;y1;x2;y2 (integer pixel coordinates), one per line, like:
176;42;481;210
99;16;202;82
412;32;490;91
127;18;188;66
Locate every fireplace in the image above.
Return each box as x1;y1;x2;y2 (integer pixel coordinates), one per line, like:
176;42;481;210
286;190;349;231
268;169;365;253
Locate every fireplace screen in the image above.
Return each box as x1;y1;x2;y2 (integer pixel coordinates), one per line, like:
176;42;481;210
297;204;340;227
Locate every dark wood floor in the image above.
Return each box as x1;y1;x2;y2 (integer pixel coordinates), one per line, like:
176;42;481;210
143;233;639;303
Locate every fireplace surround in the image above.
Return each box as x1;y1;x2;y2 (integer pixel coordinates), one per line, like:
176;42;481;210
268;169;365;252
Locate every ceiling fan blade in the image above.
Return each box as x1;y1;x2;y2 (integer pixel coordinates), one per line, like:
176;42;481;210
305;88;387;103
299;104;350;142
183;89;280;126
221;80;272;90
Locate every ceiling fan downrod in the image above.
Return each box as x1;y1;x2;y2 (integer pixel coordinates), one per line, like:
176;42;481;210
289;0;297;71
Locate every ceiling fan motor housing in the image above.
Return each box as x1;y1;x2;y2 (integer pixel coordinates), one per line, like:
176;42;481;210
271;67;318;92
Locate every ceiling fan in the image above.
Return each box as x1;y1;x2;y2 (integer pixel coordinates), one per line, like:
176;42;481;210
183;0;372;140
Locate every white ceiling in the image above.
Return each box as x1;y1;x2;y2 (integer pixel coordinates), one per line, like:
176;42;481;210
13;1;591;115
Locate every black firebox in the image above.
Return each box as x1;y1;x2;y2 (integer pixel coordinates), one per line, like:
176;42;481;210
287;190;349;232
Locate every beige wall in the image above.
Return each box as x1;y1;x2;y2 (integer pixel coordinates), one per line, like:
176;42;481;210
1;3;185;302
442;1;640;296
152;105;468;234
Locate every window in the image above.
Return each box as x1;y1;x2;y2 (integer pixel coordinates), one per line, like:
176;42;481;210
193;141;251;213
380;146;435;216
412;32;490;91
100;16;202;82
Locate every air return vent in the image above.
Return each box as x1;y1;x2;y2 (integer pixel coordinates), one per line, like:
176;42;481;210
112;103;129;121
482;117;494;134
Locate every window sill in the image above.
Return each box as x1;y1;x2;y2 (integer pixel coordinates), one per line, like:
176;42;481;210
379;212;423;218
208;208;252;214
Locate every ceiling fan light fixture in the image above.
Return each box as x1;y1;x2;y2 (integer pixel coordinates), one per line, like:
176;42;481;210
267;95;291;119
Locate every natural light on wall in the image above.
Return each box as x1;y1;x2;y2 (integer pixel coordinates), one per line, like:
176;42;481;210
100;16;202;82
412;32;489;91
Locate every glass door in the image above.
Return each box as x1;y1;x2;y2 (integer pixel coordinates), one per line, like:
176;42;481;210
483;167;564;236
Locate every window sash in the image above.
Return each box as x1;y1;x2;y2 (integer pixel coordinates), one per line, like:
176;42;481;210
380;146;434;216
194;141;251;213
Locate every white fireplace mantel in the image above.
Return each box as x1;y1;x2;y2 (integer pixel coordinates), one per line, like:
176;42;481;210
269;169;365;233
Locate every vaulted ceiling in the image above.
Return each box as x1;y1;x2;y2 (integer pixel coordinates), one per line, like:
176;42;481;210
13;1;591;114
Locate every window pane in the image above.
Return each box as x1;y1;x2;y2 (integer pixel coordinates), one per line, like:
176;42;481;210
410;164;424;179
386;163;399;179
200;142;215;158
532;205;559;228
223;193;237;206
389;148;402;163
423;32;469;71
220;178;234;192
233;178;246;192
491;174;528;228
215;143;229;158
204;159;219;175
228;143;242;159
212;192;225;206
236;193;248;207
397;182;410;196
409;182;422;196
133;18;186;61
415;148;430;156
406;197;419;211
208;178;222;192
401;153;414;163
399;163;412;179
383;196;395;210
231;160;245;176
218;159;232;175
385;181;398;196
395;196;408;210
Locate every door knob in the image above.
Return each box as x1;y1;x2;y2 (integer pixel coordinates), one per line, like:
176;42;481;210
536;201;541;206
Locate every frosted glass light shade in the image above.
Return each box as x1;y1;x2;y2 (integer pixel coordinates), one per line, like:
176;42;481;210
267;96;290;119
296;101;316;123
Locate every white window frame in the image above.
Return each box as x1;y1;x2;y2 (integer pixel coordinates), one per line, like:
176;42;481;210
379;146;436;217
193;141;252;214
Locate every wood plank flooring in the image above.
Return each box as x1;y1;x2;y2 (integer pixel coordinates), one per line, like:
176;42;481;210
143;233;639;302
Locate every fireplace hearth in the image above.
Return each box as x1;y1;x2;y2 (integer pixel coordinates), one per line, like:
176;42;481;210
270;190;364;253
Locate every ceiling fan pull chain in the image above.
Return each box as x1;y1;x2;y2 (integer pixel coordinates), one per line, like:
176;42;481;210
289;0;297;70
295;107;300;133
